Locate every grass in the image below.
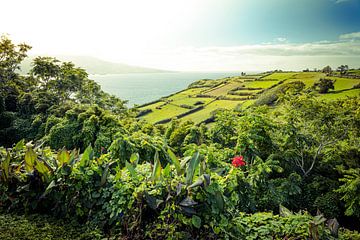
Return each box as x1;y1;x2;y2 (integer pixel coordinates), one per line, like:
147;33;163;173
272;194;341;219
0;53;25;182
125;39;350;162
317;89;360;100
140;104;189;123
327;77;360;91
285;72;324;88
348;69;360;76
206;82;243;96
180;100;241;123
138;101;165;111
243;81;278;88
171;97;213;106
169;87;207;99
0;212;103;240
291;72;324;80
261;72;296;81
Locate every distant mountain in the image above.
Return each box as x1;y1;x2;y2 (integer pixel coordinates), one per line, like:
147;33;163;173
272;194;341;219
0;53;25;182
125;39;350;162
20;55;168;74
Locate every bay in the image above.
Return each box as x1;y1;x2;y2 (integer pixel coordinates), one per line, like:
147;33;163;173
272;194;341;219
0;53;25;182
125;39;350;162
91;72;248;107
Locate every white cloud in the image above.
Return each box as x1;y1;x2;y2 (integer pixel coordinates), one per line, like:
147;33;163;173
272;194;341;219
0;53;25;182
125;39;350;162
334;0;351;3
119;39;360;72
275;37;287;43
339;32;360;40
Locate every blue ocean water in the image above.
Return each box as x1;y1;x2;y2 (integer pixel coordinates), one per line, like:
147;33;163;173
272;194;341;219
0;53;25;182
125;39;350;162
91;72;247;107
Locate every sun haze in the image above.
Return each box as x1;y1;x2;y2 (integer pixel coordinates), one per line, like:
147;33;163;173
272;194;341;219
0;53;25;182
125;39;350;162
1;0;360;71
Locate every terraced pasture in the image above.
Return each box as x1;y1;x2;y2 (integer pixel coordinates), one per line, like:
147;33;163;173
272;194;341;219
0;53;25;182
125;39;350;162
136;71;360;125
140;104;188;123
180;100;241;123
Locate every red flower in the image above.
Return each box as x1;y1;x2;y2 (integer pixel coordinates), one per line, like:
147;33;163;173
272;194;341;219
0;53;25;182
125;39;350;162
232;156;246;168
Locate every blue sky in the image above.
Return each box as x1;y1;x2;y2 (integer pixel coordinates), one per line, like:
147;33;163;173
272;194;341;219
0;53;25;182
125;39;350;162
184;0;360;45
1;0;360;71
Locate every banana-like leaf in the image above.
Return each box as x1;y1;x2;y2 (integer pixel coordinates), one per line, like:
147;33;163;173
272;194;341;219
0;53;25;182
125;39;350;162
203;174;211;187
180;156;191;170
80;145;93;168
14;139;25;151
125;161;137;178
199;159;206;176
1;152;11;181
163;163;171;177
35;159;51;182
25;147;37;172
279;204;293;217
145;191;163;210
180;196;198;207
167;148;181;175
68;149;79;166
214;191;225;212
57;149;70;166
151;151;162;182
313;214;326;225
40;180;56;199
192;215;201;229
100;163;110;186
186;152;200;185
188;177;204;189
130;153;139;165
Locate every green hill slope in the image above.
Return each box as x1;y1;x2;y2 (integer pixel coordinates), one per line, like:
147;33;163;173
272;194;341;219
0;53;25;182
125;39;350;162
137;71;360;124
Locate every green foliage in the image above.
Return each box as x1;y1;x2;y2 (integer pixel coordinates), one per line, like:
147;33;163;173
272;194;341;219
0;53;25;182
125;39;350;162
0;212;103;240
1;35;360;238
336;168;360;218
314;78;335;93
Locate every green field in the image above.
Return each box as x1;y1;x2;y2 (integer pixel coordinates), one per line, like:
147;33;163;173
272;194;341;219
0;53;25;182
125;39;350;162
180;100;241;123
328;77;360;91
206;82;241;96
137;71;360;125
140;104;189;123
261;72;296;81
317;89;360;100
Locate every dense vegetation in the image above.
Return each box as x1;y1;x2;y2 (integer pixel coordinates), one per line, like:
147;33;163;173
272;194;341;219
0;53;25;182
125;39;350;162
1;36;360;239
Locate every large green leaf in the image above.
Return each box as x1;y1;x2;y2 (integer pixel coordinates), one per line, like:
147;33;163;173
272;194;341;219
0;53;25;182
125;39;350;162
125;161;137;178
1;152;11;181
100;163;110;186
192;215;202;229
25;147;37;172
79;145;93;168
40;180;56;199
186;151;200;185
167;148;181;175
188;177;204;189
129;153;139;165
279;204;293;217
214;190;225;213
14;139;25;151
35;159;51;181
57;149;70;166
151;151;162;182
144;191;163;210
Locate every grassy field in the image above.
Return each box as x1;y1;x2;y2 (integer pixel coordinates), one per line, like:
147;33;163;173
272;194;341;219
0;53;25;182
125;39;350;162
140;104;189;123
206;82;241;96
243;80;278;88
261;72;296;81
180;100;241;123
317;89;360;100
137;71;360;125
328;77;360;91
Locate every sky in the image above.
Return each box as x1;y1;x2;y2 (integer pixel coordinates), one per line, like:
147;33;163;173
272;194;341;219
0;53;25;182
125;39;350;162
1;0;360;71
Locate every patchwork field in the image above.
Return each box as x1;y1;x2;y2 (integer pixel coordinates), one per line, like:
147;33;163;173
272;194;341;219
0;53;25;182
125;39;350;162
137;71;360;125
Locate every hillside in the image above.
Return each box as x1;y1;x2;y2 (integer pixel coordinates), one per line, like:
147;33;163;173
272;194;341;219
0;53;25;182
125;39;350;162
137;71;360;124
20;55;167;75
